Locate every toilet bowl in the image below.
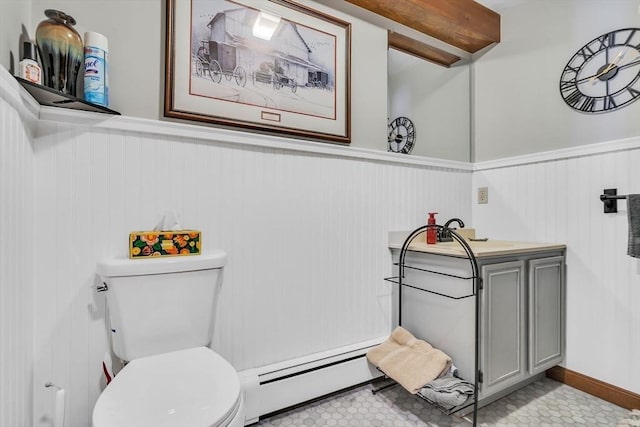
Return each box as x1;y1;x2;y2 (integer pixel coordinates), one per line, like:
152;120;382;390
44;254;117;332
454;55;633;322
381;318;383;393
93;347;245;427
92;252;244;426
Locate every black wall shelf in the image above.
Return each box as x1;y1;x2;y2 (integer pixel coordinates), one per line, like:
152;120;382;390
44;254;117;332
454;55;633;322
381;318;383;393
14;76;120;115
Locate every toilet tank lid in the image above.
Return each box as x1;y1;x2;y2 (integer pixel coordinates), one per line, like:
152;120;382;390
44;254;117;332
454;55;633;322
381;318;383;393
97;250;227;277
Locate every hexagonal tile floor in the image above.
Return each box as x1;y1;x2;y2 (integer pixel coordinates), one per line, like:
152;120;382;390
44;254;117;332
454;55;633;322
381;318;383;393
254;377;630;426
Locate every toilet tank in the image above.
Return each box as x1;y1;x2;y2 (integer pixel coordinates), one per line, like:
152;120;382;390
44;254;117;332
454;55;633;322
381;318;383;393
96;250;227;361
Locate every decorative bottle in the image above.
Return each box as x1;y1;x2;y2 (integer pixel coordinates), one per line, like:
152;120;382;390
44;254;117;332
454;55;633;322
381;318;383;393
426;212;438;244
18;41;42;84
35;9;84;96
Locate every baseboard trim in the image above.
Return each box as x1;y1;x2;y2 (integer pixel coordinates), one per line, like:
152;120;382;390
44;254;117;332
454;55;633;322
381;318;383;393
239;338;386;424
546;366;640;410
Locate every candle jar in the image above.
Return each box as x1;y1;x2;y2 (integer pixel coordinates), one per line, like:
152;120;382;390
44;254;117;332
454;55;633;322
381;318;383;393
35;9;83;96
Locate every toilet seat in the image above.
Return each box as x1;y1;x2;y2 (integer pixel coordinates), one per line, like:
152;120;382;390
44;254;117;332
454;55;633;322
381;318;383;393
92;347;243;427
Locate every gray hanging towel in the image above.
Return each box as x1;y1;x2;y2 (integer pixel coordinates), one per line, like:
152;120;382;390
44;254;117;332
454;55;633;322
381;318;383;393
628;194;640;258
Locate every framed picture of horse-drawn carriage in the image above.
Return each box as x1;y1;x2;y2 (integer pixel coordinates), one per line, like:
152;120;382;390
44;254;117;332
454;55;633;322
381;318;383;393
165;0;351;144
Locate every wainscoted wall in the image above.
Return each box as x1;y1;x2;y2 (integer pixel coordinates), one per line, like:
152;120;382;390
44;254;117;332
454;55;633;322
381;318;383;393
0;79;35;426
472;140;640;395
4;68;640;426
1;106;470;425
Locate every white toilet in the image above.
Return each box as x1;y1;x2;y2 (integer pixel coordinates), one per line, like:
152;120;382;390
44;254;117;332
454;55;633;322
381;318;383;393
92;250;245;427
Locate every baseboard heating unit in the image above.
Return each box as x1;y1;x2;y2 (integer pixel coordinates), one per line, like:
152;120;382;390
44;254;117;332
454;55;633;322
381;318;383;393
238;337;386;424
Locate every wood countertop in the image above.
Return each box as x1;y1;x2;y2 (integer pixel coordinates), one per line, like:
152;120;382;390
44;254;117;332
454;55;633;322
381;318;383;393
388;231;566;258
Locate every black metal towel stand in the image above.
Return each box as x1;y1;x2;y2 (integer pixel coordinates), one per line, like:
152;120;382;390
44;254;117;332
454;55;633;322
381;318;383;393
378;224;480;427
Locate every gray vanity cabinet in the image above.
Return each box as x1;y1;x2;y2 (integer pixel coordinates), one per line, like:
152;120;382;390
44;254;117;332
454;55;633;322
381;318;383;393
479;254;565;401
480;261;528;398
528;256;565;375
388;235;566;408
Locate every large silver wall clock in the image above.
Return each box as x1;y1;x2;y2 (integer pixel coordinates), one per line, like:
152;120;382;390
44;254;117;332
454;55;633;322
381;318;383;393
559;28;640;113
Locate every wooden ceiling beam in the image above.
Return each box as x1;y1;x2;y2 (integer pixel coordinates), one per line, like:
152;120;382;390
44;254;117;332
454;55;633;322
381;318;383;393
345;0;500;54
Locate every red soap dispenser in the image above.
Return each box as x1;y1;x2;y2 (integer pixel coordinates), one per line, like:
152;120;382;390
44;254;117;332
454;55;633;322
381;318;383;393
426;212;438;244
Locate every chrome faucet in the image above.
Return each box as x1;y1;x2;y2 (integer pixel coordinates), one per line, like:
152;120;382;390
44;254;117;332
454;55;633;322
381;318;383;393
439;218;465;242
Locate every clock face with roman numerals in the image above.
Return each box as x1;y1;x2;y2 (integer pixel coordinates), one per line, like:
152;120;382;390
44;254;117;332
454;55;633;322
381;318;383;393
388;116;415;154
560;28;640;113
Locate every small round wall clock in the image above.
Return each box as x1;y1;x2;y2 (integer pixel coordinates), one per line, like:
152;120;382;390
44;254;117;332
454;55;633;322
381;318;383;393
388;116;415;154
559;28;640;113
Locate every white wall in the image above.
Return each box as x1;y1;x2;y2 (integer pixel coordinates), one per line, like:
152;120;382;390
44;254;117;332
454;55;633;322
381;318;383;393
471;0;640;396
472;140;640;395
474;0;640;162
0;71;36;427
0;0;30;73
388;49;470;162
0;72;472;426
4;1;640;425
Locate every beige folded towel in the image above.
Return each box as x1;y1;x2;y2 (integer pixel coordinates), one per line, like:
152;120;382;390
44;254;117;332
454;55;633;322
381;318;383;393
367;326;452;394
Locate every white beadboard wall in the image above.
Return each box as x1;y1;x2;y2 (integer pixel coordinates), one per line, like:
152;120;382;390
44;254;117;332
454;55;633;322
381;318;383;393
5;67;640;426
472;143;640;395
17;116;470;424
0;90;35;425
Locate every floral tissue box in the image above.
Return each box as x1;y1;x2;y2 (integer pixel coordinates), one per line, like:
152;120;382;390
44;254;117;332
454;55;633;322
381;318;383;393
129;230;201;258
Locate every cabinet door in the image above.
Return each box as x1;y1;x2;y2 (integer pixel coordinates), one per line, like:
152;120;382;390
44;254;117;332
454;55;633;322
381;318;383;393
528;256;565;375
481;260;527;398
